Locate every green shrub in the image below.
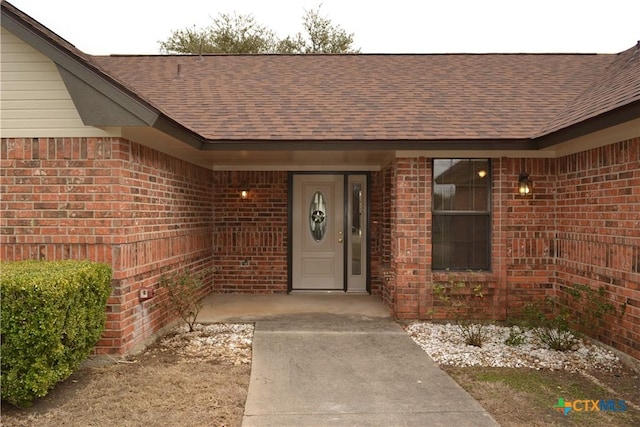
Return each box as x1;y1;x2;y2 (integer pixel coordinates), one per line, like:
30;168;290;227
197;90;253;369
562;283;625;336
1;260;112;407
504;326;527;346
533;326;578;351
433;274;490;347
458;321;491;347
521;302;578;351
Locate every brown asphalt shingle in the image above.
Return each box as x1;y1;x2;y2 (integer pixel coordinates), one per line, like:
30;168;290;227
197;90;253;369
92;53;617;141
538;43;640;136
4;1;638;144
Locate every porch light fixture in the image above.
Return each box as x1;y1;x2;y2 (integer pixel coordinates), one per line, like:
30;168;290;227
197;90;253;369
240;183;249;199
518;172;532;196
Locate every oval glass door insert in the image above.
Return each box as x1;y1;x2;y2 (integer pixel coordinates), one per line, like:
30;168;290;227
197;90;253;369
309;191;327;242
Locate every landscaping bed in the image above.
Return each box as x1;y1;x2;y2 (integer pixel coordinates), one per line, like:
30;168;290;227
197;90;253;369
406;322;639;426
1;324;253;427
2;321;638;426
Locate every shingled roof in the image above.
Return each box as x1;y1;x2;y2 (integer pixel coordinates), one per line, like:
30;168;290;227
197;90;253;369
93;53;617;141
537;42;640;136
2;0;639;149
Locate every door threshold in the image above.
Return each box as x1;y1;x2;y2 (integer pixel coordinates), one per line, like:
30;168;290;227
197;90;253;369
289;289;346;294
289;290;371;294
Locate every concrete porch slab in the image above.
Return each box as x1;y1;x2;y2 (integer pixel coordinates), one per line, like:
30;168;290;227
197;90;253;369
198;293;392;323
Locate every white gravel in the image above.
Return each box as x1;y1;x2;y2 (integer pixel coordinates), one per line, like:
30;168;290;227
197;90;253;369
405;322;623;372
150;321;622;373
149;323;254;365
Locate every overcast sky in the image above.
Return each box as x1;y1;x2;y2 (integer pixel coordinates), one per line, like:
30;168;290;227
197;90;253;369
7;0;640;55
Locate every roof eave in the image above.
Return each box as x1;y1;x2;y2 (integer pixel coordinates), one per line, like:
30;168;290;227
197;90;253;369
200;138;536;151
533;100;640;149
1;1;206;150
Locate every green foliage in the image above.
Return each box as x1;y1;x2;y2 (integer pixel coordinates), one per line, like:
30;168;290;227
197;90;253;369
517;283;626;352
277;5;359;54
160;13;276;54
519;301;577;351
562;283;624;335
433;274;489;347
534;326;578;351
1;261;112;407
158;269;206;332
159;5;358;54
504;326;527;346
458;321;490;347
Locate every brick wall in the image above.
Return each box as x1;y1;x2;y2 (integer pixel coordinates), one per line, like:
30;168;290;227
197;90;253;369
385;158;431;318
212;171;288;293
375;165;395;309
377;140;639;360
379;157;507;321
3;136;638;359
554;138;640;358
1;137;120;260
1;137;214;354
106;142;213;354
503;157;557;314
370;167;390;297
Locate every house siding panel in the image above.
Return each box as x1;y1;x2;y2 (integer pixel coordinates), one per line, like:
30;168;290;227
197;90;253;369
0;27;116;138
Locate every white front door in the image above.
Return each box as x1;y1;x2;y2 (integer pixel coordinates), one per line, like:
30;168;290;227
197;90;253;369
291;174;367;292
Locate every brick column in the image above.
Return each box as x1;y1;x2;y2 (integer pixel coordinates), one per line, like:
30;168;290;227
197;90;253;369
390;157;429;319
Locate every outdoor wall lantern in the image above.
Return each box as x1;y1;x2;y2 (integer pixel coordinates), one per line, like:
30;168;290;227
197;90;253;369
518;172;532;196
240;182;249;199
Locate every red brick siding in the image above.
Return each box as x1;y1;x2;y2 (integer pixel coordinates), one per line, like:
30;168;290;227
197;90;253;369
379;158;506;321
212;171;288;293
3;135;639;360
105;142;213;354
370;168;390;296
374;165;395;309
378;141;639;360
554;139;640;358
387;158;430;319
1;137;214;354
1;137;121;250
504;158;557;315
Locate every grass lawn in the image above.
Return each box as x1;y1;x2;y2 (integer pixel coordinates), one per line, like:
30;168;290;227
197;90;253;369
444;366;639;426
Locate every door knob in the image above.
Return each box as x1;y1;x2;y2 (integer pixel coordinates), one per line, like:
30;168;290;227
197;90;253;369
338;230;343;243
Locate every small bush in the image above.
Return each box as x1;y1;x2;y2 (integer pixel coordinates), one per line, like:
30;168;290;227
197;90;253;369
562;283;625;335
159;269;206;332
1;260;112;407
504;326;527;346
433;274;490;347
458;321;490;347
533;327;578;351
521;302;578;351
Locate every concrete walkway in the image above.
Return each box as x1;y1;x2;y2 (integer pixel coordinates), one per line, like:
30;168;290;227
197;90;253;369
199;294;498;427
